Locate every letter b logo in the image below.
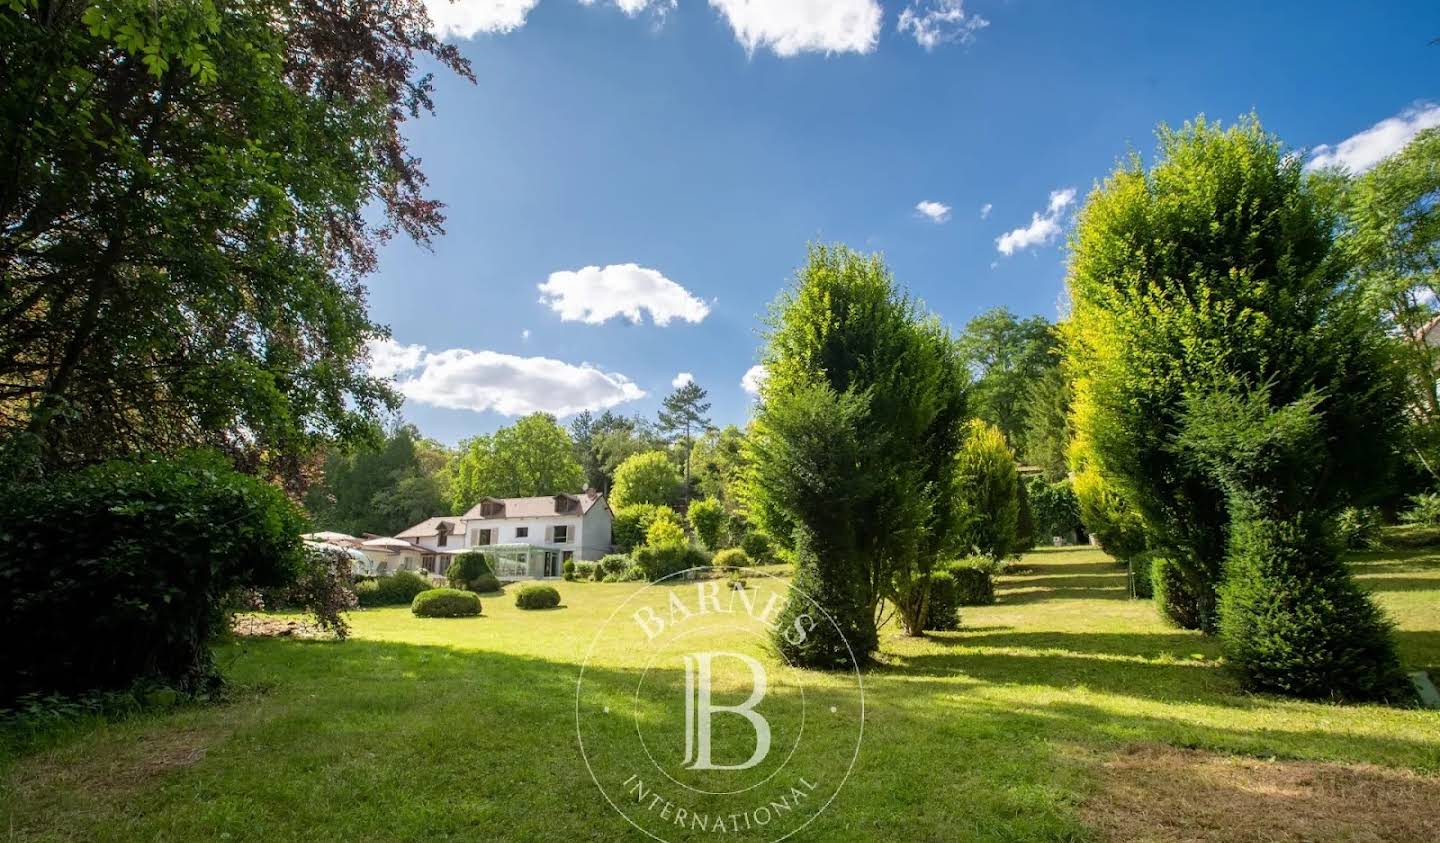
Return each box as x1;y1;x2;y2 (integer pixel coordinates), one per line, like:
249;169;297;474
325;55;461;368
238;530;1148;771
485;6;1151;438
681;652;771;771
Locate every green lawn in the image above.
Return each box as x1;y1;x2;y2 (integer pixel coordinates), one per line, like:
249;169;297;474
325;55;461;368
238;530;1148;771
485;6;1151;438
4;546;1438;841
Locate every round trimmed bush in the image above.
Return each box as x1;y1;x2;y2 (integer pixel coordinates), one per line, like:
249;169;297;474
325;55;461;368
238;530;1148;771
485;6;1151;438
411;587;482;618
711;547;751;569
562;559;576;580
472;572;502;594
358;570;432;607
446;550;494;591
740;531;771;563
515;584;561;609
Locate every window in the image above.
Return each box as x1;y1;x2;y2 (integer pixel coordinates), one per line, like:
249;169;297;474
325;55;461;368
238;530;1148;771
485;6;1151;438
562;550;573;563
553;525;570;544
515;526;529;539
473;528;493;546
437;527;448;547
422;554;436;573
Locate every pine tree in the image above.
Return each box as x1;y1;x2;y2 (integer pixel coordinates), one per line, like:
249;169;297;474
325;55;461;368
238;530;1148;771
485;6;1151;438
657;380;712;504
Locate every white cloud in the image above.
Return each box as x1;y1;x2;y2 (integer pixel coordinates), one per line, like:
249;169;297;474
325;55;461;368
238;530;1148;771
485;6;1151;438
671;371;694;388
996;187;1076;256
425;0;540;40
579;0;675;18
1306;103;1440;174
368;338;427;379
368;339;645;417
538;263;709;326
707;0;883;57
897;0;989;50
741;364;768;396
915;200;951;223
980;202;992;219
521;329;531;341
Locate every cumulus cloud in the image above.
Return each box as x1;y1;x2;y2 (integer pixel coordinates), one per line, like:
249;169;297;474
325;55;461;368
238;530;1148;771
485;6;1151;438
672;371;694;388
980;202;992;219
996;188;1076;256
897;0;989;50
741;364;768;396
521;329;531;340
425;0;540;40
1306;103;1440;174
368;339;645;417
915;200;951;223
579;0;675;19
538;263;710;326
707;0;883;57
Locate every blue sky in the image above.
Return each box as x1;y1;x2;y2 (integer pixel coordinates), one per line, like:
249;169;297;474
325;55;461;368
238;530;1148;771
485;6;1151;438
366;0;1440;446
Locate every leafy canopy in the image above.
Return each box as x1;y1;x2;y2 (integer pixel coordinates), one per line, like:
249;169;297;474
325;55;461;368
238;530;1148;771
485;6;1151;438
448;414;584;511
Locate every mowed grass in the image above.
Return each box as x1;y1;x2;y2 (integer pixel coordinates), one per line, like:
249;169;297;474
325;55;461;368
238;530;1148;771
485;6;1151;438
3;547;1438;842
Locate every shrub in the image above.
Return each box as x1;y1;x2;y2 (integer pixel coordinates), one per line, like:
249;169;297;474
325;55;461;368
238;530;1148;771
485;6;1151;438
740;531;771;563
562;559;576;580
1072;466;1148;562
0;452;306;707
472;573;502;594
633;543;708;581
711;547;751;569
1400;492;1440;526
687;498;727;550
354;579;381;606
1218;516;1411;702
252;543;358;638
1151;552;1211;630
1014;479;1036;552
358;570;432;607
446;551;494;591
946;559;997;606
603;564;648;583
645;509;688;547
573;561;598;581
953;419;1021;560
923;569;962;631
611;504;673;552
1334;507;1383;550
597;554;632;578
1028;477;1082;543
726;569;748;591
515;584;561;609
772;531;875;669
1128;551;1155;599
610;451;681;509
411;588;482;618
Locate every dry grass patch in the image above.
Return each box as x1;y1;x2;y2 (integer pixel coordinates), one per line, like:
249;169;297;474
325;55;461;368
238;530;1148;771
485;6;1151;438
1083;743;1440;843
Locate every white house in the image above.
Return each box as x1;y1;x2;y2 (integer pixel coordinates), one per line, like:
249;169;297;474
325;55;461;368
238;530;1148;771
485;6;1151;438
393;491;613;580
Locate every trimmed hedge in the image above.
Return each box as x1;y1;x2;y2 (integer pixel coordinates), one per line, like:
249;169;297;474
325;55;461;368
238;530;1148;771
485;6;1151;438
411;588;482;618
1152;553;1211;630
633;543;709;581
356;570;432;607
711;547;751;569
923;569;962;631
1129;551;1157;599
0;452;306;706
515;584;561;609
948;560;996;606
446;551;494;592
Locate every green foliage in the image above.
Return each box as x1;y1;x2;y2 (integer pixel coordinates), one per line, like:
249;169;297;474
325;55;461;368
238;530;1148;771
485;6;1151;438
562;559;576;580
1151;552;1208;628
632;544;709;581
1400;492;1440;526
611;504;673;553
771;531;876;668
356;571;432;607
1028;478;1082;543
1335;507;1383;550
603;564;648;583
920;569;962;632
1128;552;1155;599
1021;363;1073;480
711;548;751;569
0;452;306;706
254;544;358;639
573;561;598;581
956;307;1060;457
687;497;727;550
658;380;712;498
411;588;482;618
570;410;664;493
747;244;970;653
597;554;634;578
1014;476;1036;552
954;420;1021;560
946;559;997;606
1071;465;1148;563
305;425;448;536
644;509;687;547
0;0;472;480
514;584;561;610
1218;517;1410;702
471;573;502;594
739;531;772;563
448;414;584;511
609;451;682;510
446;551;494;592
690;425;749;510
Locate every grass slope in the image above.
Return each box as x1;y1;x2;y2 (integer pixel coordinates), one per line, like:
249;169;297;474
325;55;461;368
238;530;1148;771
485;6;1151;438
3;547;1438;841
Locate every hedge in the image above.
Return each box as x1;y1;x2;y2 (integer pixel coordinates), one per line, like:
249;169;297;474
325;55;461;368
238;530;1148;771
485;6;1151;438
356;570;432;607
711;547;751;569
412;588;482;618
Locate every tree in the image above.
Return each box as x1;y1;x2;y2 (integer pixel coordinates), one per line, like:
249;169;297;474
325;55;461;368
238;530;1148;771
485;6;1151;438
570;410;648;492
953;420;1021;561
609;451;682;510
1340;128;1440;480
686;497;726;550
0;0;472;488
1020;361;1073;480
956;308;1059;458
746;245;968;657
658;380;712;502
1066;115;1408;698
448;414;584;511
305;424;448;536
690;425;749;510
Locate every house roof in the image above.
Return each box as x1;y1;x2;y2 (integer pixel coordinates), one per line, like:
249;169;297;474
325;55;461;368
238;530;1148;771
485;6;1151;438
360;537;430;553
394;517;465;539
460;492;605;520
303;531;360;544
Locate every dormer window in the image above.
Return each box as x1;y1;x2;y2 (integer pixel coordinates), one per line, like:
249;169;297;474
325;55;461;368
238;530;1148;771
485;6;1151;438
479;499;504;518
437;523;449;547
